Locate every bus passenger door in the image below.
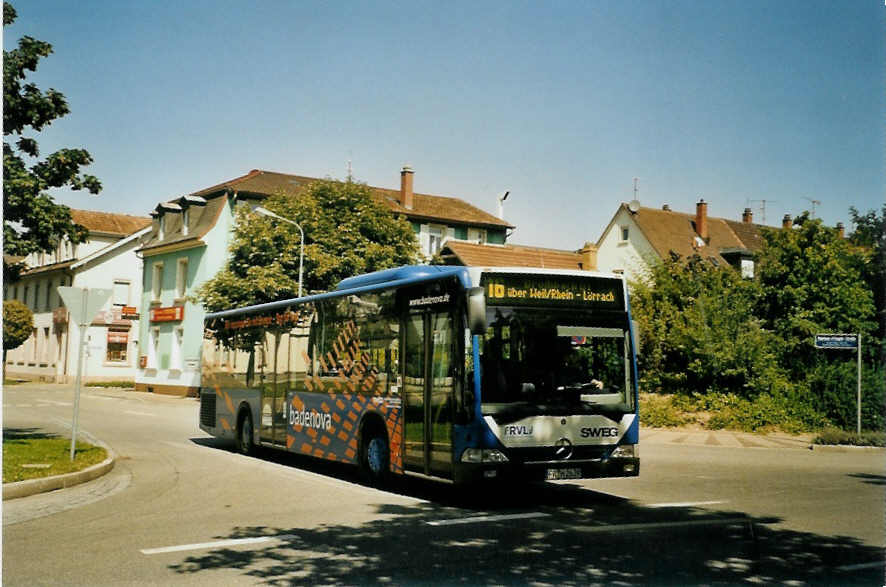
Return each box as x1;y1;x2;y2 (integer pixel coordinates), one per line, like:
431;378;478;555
403;312;454;476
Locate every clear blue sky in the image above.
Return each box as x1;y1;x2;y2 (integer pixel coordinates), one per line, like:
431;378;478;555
5;0;884;250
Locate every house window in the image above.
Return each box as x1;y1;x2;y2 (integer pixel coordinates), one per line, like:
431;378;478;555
176;258;188;299
45;280;52;311
34;283;40;310
23;285;30;308
468;228;487;244
620;226;630;242
106;330;128;362
146;328;160;369
427;226;444;256
152;263;163;302
113;280;130;307
181;208;189;236
170;327;183;371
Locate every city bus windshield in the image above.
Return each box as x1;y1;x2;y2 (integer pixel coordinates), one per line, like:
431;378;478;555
478;307;635;415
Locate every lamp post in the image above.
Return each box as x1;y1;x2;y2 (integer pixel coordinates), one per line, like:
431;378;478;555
250;205;304;298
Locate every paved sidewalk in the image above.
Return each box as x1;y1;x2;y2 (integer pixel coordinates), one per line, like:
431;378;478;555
642;427;815;450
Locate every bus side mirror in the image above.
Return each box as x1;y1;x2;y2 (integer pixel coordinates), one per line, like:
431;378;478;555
467;287;487;335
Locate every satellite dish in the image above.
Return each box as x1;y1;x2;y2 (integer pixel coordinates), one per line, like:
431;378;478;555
628;200;641;213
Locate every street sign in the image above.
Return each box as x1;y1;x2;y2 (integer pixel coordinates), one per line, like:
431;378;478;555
814;332;863;434
814;333;858;350
58;287;112;326
56;287;113;461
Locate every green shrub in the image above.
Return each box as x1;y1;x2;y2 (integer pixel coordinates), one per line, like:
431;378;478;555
814;427;886;447
85;381;135;389
640;394;691;428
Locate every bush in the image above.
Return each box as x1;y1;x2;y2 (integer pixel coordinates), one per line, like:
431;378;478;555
85;381;135;389
814;427;886;447
639;394;692;428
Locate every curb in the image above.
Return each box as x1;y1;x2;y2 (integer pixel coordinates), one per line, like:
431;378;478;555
2;438;116;501
809;444;886;453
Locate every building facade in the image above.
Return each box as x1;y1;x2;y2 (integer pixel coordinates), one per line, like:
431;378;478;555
135;166;511;395
4;210;151;382
595;201;765;284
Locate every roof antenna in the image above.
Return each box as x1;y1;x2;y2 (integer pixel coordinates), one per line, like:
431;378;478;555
627;177;641;213
803;196;821;218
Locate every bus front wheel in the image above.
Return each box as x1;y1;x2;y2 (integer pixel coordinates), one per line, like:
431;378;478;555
361;428;389;485
236;410;255;455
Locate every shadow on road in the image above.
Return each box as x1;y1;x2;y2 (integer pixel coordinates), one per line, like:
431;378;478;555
178;440;886;584
3;428;59;443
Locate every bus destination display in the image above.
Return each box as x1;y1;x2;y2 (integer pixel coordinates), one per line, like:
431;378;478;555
482;273;624;309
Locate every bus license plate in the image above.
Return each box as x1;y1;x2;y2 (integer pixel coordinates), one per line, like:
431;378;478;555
546;467;582;480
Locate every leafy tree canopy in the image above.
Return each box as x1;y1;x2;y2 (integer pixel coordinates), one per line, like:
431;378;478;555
849;204;886;359
3;299;33;353
197;178;420;315
3;2;100;281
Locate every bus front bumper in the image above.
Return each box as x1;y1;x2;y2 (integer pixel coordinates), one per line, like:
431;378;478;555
453;456;640;485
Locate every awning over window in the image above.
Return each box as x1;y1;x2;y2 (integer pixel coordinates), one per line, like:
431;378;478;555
107;330;129;344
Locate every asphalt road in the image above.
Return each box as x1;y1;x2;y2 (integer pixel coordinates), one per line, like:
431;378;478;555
3;383;884;585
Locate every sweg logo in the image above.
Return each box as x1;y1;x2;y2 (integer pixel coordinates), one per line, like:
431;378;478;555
580;427;619;438
289;408;332;431
503;425;533;436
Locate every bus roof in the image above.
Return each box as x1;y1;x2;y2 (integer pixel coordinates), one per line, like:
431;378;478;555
204;265;472;321
204;264;626;321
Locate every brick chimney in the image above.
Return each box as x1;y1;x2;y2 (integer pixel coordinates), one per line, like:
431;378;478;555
836;222;845;238
782;214;793;229
578;242;597;271
742;208;753;223
400;165;414;210
695;199;709;241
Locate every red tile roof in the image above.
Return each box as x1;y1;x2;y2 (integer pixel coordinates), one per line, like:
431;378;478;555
440;241;589;270
190;169;513;229
614;204;764;265
71;209;151;237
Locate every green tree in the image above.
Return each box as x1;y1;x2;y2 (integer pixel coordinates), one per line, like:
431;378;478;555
3;299;33;362
631;254;784;398
849;205;886;360
756;214;880;429
196;178;419;314
3;2;101;281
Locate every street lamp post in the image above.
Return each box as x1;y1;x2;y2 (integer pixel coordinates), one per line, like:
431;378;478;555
250;205;304;298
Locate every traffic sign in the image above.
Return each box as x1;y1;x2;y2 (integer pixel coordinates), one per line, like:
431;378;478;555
814;333;858;350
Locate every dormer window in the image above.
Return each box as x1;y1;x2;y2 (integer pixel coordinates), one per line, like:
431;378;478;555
181;208;189;236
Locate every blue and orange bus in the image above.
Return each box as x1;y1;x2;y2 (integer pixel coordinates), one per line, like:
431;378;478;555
199;265;639;484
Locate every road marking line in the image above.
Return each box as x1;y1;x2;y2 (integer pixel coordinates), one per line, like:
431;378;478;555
564;517;750;534
427;512;550;526
836;561;886;572
123;410;155;417
648;500;727;508
141;534;297;555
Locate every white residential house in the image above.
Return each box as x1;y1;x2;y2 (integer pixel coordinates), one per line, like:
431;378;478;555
595;200;765;284
4;210;151;383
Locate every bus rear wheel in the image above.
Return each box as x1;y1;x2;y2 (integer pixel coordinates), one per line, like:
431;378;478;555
361;428;389;485
236;410;255;455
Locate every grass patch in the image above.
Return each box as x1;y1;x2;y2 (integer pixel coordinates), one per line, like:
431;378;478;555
639;393;693;428
3;430;108;483
85;380;135;389
813;428;886;447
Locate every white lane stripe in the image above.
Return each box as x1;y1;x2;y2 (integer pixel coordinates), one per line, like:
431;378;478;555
836;561;886;572
566;517;750;534
141;534;297;555
427;512;550;526
648;500;727;508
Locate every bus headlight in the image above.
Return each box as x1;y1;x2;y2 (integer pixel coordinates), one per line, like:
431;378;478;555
610;444;637;459
461;449;509;463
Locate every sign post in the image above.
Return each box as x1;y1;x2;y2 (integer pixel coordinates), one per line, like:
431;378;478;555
814;333;862;435
57;287;112;461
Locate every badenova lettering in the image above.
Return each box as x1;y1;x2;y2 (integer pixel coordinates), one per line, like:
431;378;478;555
289;408;332;431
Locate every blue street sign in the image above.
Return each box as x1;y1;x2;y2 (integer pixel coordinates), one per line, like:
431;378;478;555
814;334;858;350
